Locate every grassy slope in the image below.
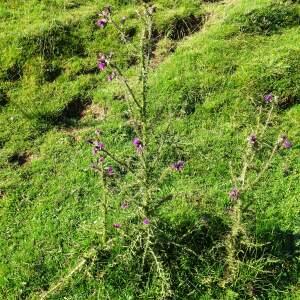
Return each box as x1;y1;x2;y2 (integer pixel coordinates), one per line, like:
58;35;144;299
0;0;299;299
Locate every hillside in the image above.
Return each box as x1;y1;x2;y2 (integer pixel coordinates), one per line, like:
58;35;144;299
0;0;299;299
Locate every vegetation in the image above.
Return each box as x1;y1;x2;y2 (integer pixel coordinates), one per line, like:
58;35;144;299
0;0;299;299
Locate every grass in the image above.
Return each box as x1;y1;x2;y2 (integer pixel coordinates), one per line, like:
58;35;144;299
0;0;299;299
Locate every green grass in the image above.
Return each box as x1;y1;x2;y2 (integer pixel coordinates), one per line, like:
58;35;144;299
0;0;300;298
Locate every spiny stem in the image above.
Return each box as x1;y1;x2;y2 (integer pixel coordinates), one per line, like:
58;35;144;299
260;103;275;137
110;17;128;43
244;140;280;194
92;166;109;243
142;228;151;269
224;104;279;285
39;248;97;300
113;64;143;112
138;9;153;211
101;166;108;244
141;27;147;120
102;149;135;173
109;16;138;52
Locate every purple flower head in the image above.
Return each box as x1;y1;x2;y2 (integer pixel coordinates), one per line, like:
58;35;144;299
280;135;292;149
98;61;107;71
248;133;257;146
97;54;108;71
143;218;150;225
107;166;114;176
283;139;292;149
98;156;105;163
93;141;105;155
95;142;105;150
108;71;117;81
172;160;185;171
121;202;129;209
229;187;240;201
133;137;143;152
96;18;108;28
264;93;273;103
113;223;121;229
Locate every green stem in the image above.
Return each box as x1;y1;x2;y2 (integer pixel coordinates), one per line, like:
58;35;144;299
101;166;108;244
109;16;138;51
113;64;142;112
141;28;147;120
102;149;135;173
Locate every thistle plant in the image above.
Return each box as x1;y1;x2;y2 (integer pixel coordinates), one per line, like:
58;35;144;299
37;4;295;300
223;94;293;287
94;4;155;218
91;4;178;298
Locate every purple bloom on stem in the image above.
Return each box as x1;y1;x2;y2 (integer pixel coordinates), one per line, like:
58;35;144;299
172;160;185;171
97;54;107;71
229;187;240;201
99;156;105;163
248;134;257;146
133;137;143;152
107;166;114;176
93;141;105;155
121;202;129;209
108;71;116;81
264;93;273;103
113;223;121;229
98;61;107;71
96;18;108;28
143;218;150;225
95;142;105;150
283;139;292;149
280;135;292;149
